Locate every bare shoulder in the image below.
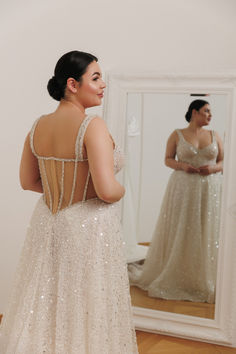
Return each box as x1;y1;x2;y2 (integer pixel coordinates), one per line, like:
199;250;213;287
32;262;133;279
84;116;110;142
213;130;221;139
213;130;224;145
35;113;55;124
86;116;108;132
31;113;57;132
88;115;106;126
168;129;179;142
171;129;179;137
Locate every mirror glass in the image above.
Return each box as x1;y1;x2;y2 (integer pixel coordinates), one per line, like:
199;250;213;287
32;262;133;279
122;92;228;319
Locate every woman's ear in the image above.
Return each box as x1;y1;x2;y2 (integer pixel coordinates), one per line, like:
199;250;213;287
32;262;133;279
192;109;197;117
66;78;78;94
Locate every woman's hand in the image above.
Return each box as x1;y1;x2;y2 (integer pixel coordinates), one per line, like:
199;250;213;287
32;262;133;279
199;165;214;176
181;162;200;174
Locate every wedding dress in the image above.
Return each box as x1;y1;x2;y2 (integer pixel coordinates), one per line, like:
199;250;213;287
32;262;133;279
0;115;138;354
129;129;222;304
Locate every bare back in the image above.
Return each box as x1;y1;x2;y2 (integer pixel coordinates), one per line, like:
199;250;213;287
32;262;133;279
30;114;98;214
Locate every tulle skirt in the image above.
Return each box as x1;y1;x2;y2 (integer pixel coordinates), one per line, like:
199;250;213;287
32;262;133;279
129;170;222;303
0;197;138;353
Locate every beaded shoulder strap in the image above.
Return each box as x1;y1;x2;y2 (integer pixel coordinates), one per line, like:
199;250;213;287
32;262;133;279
75;115;97;161
74;115;98;201
176;129;183;139
29;117;42;157
211;130;216;142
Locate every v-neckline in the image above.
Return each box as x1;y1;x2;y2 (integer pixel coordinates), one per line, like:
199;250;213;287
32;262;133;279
179;130;214;151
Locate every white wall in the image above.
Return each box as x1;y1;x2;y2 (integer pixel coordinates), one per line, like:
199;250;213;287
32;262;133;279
1;0;236;312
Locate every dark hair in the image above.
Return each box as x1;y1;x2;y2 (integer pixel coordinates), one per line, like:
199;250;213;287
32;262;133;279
47;51;98;101
185;99;209;122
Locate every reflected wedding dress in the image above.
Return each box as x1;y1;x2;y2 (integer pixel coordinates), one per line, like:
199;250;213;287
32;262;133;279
129;129;222;304
0;115;138;354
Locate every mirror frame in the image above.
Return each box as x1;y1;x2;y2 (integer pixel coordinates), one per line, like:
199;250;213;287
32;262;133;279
103;72;236;347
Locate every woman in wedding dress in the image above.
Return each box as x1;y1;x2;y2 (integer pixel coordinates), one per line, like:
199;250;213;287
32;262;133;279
0;51;138;353
129;99;223;304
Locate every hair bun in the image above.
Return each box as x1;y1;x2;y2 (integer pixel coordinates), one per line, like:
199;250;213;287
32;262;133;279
185;110;191;122
47;51;98;101
47;76;63;101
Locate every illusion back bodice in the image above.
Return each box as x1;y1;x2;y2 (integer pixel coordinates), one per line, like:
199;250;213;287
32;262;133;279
176;129;218;168
30;115;124;214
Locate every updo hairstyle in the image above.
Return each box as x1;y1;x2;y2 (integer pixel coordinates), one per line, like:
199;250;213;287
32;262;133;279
185;99;209;122
47;51;98;101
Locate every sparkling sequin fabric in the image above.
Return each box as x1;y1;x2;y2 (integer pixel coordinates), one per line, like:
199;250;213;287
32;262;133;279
0;116;138;354
128;130;222;303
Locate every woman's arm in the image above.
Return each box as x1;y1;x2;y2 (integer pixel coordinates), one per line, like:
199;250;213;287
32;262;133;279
84;117;125;203
19;133;43;193
199;131;224;175
214;131;224;172
165;131;200;173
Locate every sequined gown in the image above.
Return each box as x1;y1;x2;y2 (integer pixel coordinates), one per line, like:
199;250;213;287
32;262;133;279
0;115;138;354
129;129;222;303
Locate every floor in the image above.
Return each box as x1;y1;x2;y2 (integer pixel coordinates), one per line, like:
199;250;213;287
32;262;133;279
1;314;235;352
131;243;215;319
130;285;215;319
136;330;236;353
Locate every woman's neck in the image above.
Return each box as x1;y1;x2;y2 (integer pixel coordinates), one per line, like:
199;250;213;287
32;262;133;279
60;98;85;114
187;121;204;134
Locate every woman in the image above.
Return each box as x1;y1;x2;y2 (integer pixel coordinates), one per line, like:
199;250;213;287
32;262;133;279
129;99;223;304
0;51;138;353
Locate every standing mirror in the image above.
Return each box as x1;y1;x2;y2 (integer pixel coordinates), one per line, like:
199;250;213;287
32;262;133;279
104;73;236;347
126;91;226;320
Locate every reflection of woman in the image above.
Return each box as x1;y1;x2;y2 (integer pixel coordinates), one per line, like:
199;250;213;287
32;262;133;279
129;100;223;303
0;51;138;353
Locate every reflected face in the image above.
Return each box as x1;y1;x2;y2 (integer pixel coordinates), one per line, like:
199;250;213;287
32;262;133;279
195;104;212;126
77;61;106;108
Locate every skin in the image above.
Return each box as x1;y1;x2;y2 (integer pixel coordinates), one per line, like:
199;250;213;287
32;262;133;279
20;61;125;203
165;104;224;175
